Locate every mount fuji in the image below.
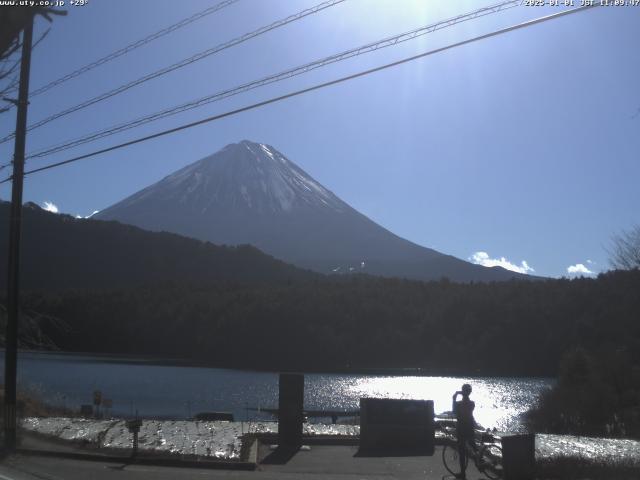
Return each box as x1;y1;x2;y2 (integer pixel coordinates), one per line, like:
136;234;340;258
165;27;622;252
95;140;529;282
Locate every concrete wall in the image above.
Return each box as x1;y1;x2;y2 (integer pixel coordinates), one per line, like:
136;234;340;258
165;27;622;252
360;398;435;455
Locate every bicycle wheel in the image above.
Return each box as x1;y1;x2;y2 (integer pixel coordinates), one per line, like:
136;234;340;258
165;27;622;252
478;443;503;480
442;443;468;477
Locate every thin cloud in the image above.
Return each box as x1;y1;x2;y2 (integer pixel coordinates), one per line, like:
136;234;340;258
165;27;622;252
469;251;535;275
567;263;595;276
42;201;59;213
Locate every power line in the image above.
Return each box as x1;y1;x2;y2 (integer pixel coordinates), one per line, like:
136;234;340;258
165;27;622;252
0;0;346;144
28;0;240;98
25;0;521;161
0;3;599;186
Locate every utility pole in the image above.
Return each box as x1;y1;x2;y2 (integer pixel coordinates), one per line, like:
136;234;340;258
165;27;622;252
4;13;34;451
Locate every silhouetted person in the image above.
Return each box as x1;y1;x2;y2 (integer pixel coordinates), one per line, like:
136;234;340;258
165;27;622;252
452;383;476;479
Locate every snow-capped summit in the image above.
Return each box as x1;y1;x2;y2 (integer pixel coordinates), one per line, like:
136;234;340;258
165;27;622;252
96;140;528;282
156;140;344;215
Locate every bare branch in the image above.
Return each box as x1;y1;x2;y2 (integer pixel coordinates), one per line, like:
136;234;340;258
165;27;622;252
0;303;68;350
0;40;20;62
609;225;640;270
0;58;21;80
0;27;51;113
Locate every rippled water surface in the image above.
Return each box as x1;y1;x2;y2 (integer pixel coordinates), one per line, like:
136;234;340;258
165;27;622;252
5;352;551;431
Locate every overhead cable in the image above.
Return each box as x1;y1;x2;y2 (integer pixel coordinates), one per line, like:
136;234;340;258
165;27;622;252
0;3;599;186
29;0;240;98
26;0;521;160
0;0;346;144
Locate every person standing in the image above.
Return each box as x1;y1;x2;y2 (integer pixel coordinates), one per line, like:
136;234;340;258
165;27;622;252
452;383;476;479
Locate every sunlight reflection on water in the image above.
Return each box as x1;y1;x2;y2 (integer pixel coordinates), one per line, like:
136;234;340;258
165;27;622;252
305;375;551;431
9;353;551;431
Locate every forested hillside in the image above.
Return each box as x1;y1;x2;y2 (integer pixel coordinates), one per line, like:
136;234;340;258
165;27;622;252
3;201;638;376
0;201;315;290
16;269;640;376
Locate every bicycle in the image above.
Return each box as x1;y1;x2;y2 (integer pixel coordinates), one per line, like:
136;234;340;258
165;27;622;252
441;429;503;479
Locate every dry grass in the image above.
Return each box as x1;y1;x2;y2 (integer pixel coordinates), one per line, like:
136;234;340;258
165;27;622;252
0;385;76;419
536;456;640;480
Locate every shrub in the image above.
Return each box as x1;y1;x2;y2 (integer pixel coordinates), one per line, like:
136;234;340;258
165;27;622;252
526;348;640;438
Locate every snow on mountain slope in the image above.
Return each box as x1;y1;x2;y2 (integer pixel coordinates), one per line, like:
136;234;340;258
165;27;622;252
96;140;530;282
122;141;343;215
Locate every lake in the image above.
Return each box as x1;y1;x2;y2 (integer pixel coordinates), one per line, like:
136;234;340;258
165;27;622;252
3;351;552;432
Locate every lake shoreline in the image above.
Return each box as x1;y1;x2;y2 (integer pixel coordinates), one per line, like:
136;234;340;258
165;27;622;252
6;350;553;432
8;349;555;379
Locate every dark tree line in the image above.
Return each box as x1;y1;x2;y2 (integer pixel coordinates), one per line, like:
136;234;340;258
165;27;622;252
0;201;315;291
3;202;640;437
526;347;640;439
11;269;640;378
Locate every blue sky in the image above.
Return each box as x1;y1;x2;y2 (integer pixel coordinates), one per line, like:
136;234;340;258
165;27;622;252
0;0;638;278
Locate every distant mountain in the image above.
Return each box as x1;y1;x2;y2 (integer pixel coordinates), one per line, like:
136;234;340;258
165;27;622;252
0;201;314;291
96;140;530;282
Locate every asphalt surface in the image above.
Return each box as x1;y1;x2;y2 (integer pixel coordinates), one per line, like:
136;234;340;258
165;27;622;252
0;445;487;480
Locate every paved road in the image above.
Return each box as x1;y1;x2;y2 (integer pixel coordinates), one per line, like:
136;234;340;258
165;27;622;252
0;446;487;480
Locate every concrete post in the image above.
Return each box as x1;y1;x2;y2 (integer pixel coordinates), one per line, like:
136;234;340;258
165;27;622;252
278;373;304;447
502;433;535;480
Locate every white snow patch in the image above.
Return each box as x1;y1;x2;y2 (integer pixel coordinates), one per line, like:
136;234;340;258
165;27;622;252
74;210;100;219
260;144;275;160
268;174;294;212
274;152;287;164
245;143;263;163
164;162;201;188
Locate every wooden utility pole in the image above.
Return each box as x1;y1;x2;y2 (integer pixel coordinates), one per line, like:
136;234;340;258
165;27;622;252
4;13;34;451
